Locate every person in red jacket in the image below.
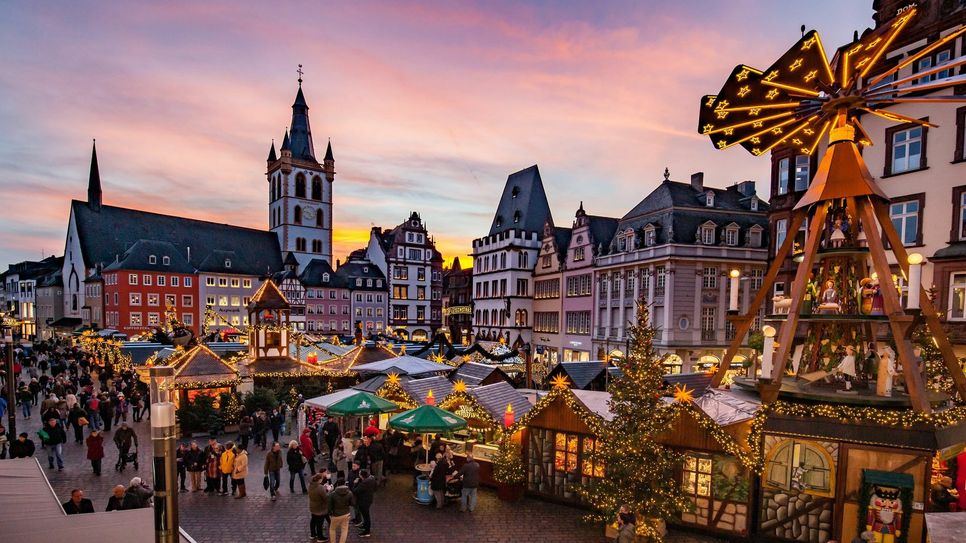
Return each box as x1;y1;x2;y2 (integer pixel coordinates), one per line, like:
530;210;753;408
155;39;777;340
300;427;317;475
85;430;105;476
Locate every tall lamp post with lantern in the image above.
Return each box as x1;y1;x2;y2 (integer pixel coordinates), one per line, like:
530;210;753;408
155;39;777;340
149;365;179;543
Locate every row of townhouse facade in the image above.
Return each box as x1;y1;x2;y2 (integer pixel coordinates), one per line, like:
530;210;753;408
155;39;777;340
471;165;770;373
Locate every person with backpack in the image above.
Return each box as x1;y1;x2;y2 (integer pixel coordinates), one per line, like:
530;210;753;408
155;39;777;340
41;417;66;471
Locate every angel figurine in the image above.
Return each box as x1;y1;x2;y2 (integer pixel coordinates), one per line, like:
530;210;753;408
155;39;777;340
876;346;897;397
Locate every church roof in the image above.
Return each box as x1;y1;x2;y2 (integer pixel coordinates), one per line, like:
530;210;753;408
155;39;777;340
248;279;290;310
324;140;334;161
70;201;282;276
288;86;316;162
87;141;101;210
267;141;277;162
488;165;553;236
103;239;194;273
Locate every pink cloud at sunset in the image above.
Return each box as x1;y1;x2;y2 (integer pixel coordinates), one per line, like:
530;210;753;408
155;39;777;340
0;1;874;265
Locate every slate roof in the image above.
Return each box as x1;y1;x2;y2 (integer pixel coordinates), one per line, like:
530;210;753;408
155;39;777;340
288;86;317;162
548;361;610;390
70;201;282;276
571;390;614;421
36;269;63;289
248;280;290;310
552;227;572;255
663;373;714;398
586;215;620;247
451;362;508;386
104;240;194;273
403;376;454;405
352;355;452;376
488;165;553;236
604;178;768;251
300;259;345;288
468;381;532;420
932;242;966;260
335;260;386;291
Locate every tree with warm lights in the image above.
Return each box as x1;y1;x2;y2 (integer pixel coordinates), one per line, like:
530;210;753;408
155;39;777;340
578;299;688;541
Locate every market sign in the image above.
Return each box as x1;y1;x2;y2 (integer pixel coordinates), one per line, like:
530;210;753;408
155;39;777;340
443;305;472;316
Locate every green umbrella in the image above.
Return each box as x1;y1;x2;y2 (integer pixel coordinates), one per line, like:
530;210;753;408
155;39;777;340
388;404;468;434
324;391;399;417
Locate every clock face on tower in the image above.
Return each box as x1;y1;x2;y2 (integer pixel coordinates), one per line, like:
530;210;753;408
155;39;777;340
303;207;315;221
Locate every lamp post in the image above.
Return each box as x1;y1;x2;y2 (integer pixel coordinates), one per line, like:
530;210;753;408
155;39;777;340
1;311;16;438
149;366;178;543
760;325;777;382
907;253;923;310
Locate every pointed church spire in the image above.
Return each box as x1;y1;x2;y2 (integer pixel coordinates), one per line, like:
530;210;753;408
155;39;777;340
288;69;316;162
281;129;291;151
324;139;334;161
267;140;277;162
88;140;102;212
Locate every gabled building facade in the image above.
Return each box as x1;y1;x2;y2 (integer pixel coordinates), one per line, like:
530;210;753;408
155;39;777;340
300;258;350;336
592;171;769;373
336;250;389;338
366;212;443;341
441;257;473;345
472;165;553;347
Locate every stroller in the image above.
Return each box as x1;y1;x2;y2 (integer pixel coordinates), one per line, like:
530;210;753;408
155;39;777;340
115;447;139;471
443;476;463;505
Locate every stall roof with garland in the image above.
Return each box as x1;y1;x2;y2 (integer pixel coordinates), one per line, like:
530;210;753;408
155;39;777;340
352;355;452;376
468;381;533;421
451;361;511;386
403;376;453;405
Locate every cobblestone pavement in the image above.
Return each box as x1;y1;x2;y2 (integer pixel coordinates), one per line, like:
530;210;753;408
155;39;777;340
17;409;722;543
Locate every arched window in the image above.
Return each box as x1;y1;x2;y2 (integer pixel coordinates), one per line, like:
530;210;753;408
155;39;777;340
316;210;323;227
295;173;306;198
294;206;302;224
296;238;306;251
312;176;322;200
764;439;835;497
312;240;322;253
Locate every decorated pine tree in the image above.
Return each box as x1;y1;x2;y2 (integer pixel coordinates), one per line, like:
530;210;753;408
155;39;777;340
221;392;243;425
578;299;688;541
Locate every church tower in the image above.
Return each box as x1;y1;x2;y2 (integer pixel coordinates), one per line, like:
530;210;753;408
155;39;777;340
266;68;335;268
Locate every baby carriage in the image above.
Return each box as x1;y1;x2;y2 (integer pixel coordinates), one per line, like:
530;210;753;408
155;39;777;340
115;447;139;471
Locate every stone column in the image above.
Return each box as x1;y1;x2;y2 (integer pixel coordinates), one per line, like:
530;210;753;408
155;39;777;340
647;265;655;326
663;264;674;343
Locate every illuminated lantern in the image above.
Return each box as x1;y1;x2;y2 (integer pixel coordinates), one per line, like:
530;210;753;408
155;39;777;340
263;310;273;320
307;352;318;365
426;389;435;406
504;403;514;428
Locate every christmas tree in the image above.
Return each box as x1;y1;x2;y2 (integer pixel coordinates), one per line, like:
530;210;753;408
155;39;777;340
221;392;243;425
578;298;688;541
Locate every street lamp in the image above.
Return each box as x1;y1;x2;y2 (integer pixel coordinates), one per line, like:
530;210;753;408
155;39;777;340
907;253;923;310
149;366;179;543
1;310;17;438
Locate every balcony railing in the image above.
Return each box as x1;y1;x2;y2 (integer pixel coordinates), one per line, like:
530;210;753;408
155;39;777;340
701;329;716;341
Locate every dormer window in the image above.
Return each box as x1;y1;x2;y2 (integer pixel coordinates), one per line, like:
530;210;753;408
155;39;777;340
644;225;657;247
224;259;232;268
148;255;157;264
162;256;170;266
700;222;716;245
356;278;362;287
511;186;520;198
750;197;759;211
706;191;715;207
363;266;369;273
495;216;503;228
749;225;763;248
513;211;521;224
725;223;740;246
322;273;330;282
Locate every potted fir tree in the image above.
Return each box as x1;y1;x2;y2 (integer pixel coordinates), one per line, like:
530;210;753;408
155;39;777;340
492;439;526;501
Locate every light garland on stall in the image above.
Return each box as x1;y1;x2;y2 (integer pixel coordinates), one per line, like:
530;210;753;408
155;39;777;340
375;373;418;409
439;389;502;431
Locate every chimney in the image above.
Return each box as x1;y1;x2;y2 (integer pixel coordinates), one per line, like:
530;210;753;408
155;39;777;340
690;172;704;191
737;180;756;197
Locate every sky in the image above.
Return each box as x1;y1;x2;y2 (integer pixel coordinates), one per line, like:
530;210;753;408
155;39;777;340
0;0;875;267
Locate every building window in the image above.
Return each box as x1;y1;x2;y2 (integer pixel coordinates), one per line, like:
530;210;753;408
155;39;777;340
157;276;166;287
130;293;142;306
764;439;834;497
183;314;193;326
777;157;789;195
534;312;559;333
890;195;922;246
147;312;160;326
682;454;712;498
956;107;966;163
218;277;228;287
574;246;586;261
775;219;787;251
516;278;529;296
231;296;240;307
417;267;426;281
294;206;302;224
949;273;966;321
219;296;228;307
184;277;192;287
206;277;215;286
701;307;716;341
886;123;927;176
149;255;157;265
162;255;170;266
295;173;306;198
143;275;152;286
564;311;592;335
702;267;718;289
705;191;714;207
644;227;656;247
655;266;666;296
312;176;322;200
171;276;179;287
542;254;552;268
794;155;810;191
130;312;142;326
393;286;409;299
700;223;715;245
725;226;739;246
751;269;764;290
205;296;215;307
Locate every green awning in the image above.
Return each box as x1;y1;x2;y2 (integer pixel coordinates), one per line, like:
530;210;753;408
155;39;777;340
388;404;467;434
325;391;399;417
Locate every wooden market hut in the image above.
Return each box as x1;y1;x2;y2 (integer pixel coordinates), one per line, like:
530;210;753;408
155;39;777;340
137;344;239;408
451;361;513;387
545;361;622;391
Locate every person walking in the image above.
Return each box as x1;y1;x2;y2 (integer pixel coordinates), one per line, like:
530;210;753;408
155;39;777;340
458;451;480;512
10;432;35;458
232;445;249;498
327;479;355;543
368;435;385;486
62;489;95;514
270;409;283;443
309;471;333;542
113;422;137;471
85;430;105;476
176;443;189;492
17;384;32;419
98;395;113;432
353;469;376;538
41;417;67;471
86;395;101;430
238;415;252;450
185;441;205;491
219;441;236;496
300;427;317;475
288;439;308;494
68;403;87;444
264;441;283;500
113;393;128;426
321;417;340;457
